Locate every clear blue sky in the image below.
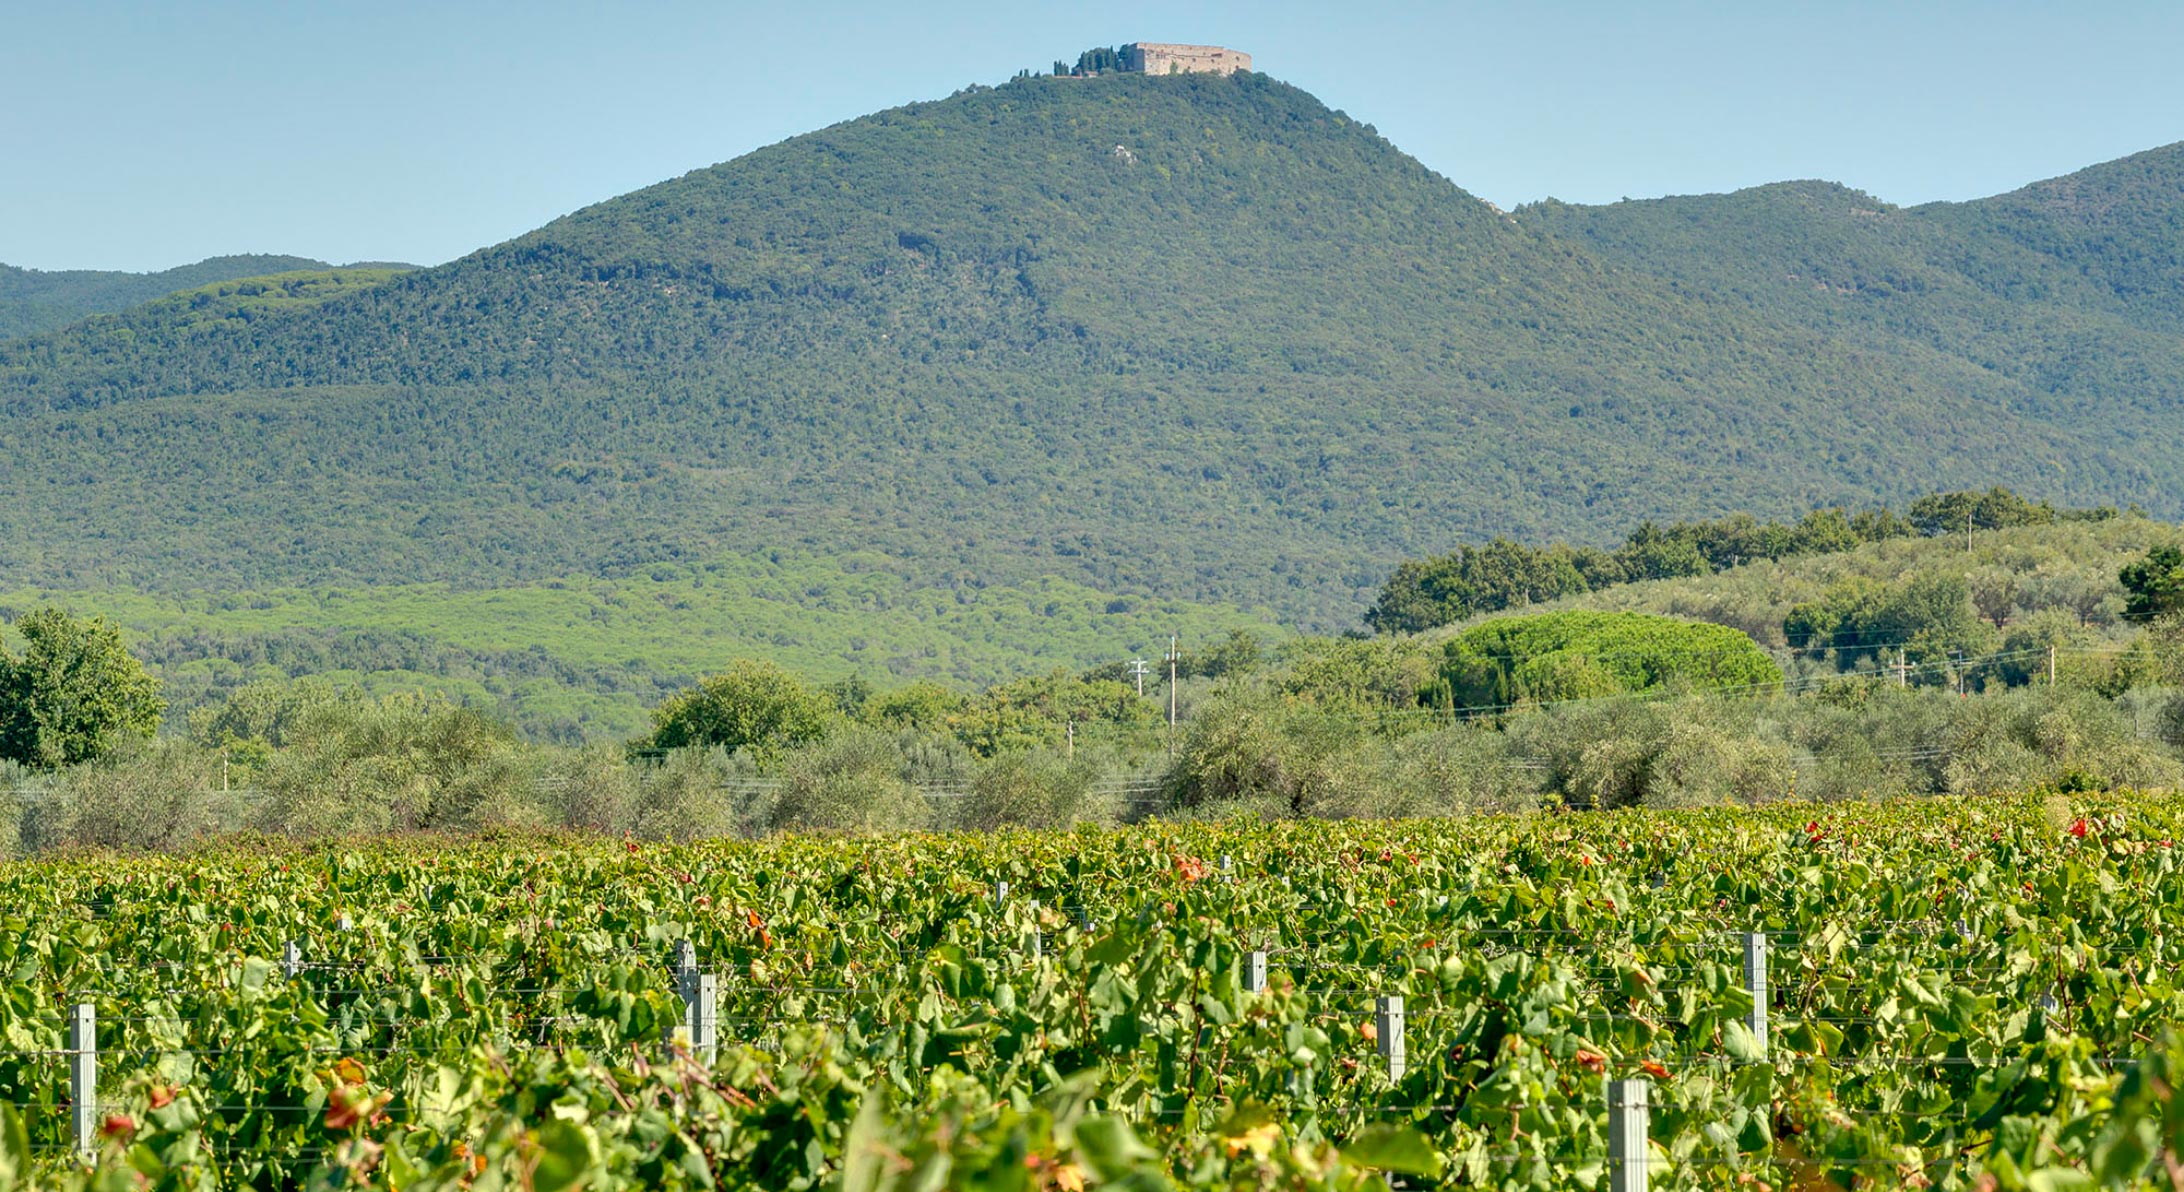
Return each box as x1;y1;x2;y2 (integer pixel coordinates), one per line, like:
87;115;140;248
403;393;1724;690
4;0;2180;272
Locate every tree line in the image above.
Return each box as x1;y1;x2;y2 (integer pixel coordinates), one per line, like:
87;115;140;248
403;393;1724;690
1367;487;2124;635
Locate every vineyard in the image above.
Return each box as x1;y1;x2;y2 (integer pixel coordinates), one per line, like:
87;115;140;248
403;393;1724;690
2;794;2182;1189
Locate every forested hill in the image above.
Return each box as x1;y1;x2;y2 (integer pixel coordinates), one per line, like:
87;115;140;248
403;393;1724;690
0;254;348;339
1516;142;2184;421
2;72;2181;630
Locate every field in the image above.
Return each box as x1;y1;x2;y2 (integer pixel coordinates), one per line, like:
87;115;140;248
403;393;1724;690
3;793;2181;1189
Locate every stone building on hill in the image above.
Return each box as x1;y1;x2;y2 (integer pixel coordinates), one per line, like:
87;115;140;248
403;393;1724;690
1122;43;1253;76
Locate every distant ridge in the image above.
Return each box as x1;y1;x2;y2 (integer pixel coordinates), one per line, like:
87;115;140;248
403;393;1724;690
0;73;2180;632
0;254;415;340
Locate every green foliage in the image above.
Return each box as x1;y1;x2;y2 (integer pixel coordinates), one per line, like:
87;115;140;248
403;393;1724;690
1906;485;2071;538
1365;539;1591;635
640;660;836;758
2121;544;2184;622
1785;574;1999;671
1431;610;1782;711
947;750;1100;830
3;78;2182;640
5;798;2184;1187
1368;501;1931;634
945;670;1160;757
764;728;927;833
20;737;248;853
6;554;1280;742
255;695;532;836
1073;46;1126;74
0;606;164;769
0;256;358;341
1272;636;1437;715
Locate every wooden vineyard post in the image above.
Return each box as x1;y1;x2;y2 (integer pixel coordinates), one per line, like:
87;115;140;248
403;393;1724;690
1743;932;1768;1060
1375;996;1405;1080
1608;1078;1650;1192
69;1003;95;1158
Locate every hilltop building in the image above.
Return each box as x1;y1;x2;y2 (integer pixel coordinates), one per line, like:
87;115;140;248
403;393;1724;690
1122;43;1253;76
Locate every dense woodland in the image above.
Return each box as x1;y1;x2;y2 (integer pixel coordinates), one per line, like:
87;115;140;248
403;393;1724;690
2;73;2183;636
1369;487;2123;634
0;254;352;340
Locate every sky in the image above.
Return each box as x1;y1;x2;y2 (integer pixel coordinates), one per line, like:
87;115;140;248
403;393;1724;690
4;0;2181;272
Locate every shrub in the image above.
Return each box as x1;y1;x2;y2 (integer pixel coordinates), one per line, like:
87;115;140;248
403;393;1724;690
951;751;1101;831
256;696;531;837
632;747;755;841
35;739;246;852
535;745;643;834
1433;611;1781;712
765;730;926;833
1785;575;1999;671
1644;722;1795;808
641;660;835;759
1161;691;1393;819
1383;727;1539;814
187;676;353;769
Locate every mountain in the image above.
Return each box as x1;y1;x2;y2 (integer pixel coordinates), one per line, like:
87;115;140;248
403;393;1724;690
1516;144;2184;434
2;73;2181;638
0;254;381;340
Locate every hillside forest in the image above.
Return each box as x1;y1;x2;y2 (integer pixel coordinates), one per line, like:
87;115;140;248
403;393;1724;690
4;71;2184;640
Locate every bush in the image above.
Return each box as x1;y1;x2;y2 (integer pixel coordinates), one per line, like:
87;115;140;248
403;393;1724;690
950;752;1101;831
0;760;38;858
632;747;755;841
1785;575;1999;672
1433;611;1781;712
1643;722;1795;808
641;660;835;759
33;739;247;852
256;696;533;837
862;682;969;733
534;745;643;834
187;676;353;769
1161;691;1392;819
764;730;926;833
1383;727;1539;814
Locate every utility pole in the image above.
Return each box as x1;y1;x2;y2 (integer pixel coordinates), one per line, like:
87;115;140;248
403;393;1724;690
1127;658;1150;698
1165;635;1181;758
1896;650;1908;688
1967;509;1975;554
2049;644;2057;687
1066;717;1075;759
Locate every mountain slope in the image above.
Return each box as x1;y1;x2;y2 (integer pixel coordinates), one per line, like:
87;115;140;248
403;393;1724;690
1516;144;2184;450
0;254;348;339
2;74;2181;631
